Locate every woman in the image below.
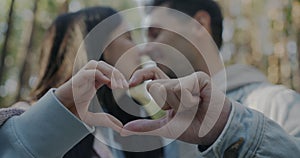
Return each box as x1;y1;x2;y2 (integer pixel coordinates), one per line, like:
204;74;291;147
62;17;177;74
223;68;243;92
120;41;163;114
0;58;126;157
28;6;163;158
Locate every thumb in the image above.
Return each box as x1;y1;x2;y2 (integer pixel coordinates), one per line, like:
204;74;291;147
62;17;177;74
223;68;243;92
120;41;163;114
121;119;164;137
83;112;123;133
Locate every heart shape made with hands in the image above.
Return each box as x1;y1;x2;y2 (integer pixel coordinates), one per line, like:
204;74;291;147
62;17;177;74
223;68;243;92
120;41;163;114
70;60;129;133
72;63;199;136
120;67;230;146
70;62;228;145
120;67;204;143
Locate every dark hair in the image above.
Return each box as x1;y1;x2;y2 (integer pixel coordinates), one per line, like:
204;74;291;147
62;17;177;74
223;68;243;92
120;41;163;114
31;6;121;158
149;0;223;49
30;6;120;100
34;6;164;158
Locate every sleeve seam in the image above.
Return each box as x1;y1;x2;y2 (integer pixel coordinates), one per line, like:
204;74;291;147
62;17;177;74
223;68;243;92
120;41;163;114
248;112;266;157
198;101;236;156
11;117;36;158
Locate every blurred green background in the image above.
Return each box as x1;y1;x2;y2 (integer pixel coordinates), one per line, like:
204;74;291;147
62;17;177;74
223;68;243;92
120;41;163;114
0;0;300;107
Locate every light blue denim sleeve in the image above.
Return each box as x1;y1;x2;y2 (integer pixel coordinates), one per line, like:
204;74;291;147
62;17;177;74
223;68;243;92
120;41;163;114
200;101;300;157
0;89;91;158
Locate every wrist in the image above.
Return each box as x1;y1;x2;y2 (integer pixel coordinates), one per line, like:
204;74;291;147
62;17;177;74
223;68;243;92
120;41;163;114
54;86;74;110
200;98;232;146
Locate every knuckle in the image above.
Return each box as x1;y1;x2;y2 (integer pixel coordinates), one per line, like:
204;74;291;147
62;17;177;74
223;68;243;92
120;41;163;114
112;68;120;75
173;84;181;93
134;69;143;75
98;60;105;65
146;82;153;90
150;66;158;72
154;66;160;71
89;60;98;65
196;71;209;79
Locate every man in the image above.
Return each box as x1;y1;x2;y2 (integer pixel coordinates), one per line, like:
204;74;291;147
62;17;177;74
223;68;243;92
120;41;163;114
122;0;300;157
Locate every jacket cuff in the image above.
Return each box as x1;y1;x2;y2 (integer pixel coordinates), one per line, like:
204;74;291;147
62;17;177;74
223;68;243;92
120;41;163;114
12;88;92;157
199;101;264;157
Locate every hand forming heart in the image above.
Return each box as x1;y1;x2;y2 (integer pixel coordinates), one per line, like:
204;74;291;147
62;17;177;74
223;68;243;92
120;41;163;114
122;66;232;146
55;61;231;146
55;60;128;133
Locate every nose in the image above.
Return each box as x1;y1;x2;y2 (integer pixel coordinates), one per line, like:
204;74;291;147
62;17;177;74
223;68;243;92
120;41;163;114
138;43;152;56
139;43;162;62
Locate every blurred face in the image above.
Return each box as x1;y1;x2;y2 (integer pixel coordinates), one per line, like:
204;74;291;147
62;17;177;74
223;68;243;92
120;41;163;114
103;21;141;79
144;7;218;77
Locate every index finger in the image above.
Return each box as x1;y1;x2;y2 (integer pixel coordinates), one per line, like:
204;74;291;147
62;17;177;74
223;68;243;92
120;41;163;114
129;66;169;87
85;60;128;89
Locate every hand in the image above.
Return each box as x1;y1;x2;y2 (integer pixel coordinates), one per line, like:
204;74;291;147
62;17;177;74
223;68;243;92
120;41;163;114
55;60;128;132
122;69;232;146
128;66;170;87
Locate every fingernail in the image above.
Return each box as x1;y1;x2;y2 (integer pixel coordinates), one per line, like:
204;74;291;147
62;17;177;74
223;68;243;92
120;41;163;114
120;130;132;137
123;79;129;88
129;76;136;85
118;79;124;89
111;78;118;89
121;133;130;137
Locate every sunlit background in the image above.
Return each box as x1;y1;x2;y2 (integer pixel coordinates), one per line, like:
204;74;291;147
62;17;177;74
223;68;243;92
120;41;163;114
0;0;299;107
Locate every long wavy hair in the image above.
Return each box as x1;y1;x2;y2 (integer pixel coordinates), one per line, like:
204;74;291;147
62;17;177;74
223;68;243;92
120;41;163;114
30;6;163;158
30;6;121;101
28;6;122;158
